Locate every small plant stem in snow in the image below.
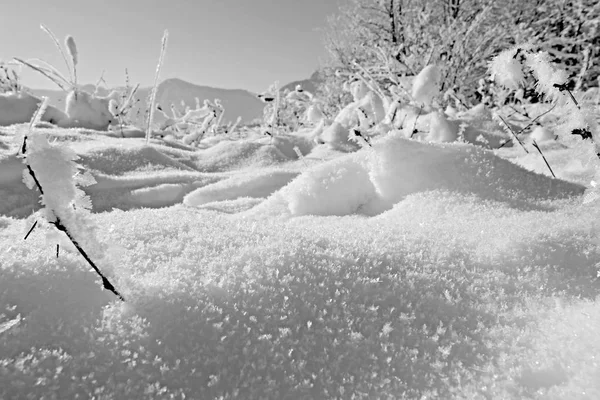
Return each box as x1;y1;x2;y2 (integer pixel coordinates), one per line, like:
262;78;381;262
553;83;579;109
517;104;556;136
410;105;424;138
497;105;557;150
23;220;38;240
496;114;529;153
532;140;556;178
146;30;169;144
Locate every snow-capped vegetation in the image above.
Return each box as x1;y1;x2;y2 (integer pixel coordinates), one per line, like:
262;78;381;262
1;1;600;398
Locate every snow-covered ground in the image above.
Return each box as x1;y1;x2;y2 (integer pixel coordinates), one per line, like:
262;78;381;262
1;118;599;398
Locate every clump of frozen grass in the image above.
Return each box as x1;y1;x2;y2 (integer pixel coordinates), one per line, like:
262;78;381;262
0;63;21;93
65;35;78;89
146;29;169;144
15;97;124;301
14;25;78;92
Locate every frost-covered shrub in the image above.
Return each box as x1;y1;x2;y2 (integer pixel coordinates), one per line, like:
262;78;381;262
258;83;324;135
490;44;600;199
154;98;224;146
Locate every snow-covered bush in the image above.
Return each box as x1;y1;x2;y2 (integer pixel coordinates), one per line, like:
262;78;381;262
108;80;141;136
490;44;600;197
153;97;225;146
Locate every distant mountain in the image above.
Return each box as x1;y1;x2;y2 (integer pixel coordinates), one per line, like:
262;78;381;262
149;78;265;124
281;71;323;94
28;79;266;125
27;74;322;126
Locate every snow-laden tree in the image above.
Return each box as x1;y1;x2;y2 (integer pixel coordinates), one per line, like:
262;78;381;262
322;0;600;106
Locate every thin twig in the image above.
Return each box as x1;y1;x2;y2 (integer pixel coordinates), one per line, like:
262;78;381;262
498;104;557;150
532;140;556;178
23;221;38;240
517;104;556;136
496;114;529;153
50;218;125;301
410;105;424;138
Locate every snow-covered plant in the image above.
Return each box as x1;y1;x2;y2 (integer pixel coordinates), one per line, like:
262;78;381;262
0;63;21;93
491;44;600;194
210;99;225;134
109;84;140;137
156;98;224;144
258;81;283;135
16;98;124;301
258;82;324;134
146;29;169;144
181;106;218;146
226;116;242;136
14;25;79;92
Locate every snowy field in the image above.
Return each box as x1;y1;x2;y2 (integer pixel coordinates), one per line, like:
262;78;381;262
1;111;599;398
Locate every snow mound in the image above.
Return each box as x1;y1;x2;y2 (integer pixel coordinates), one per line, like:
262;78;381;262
196;135;312;172
184;169;298;207
320;122;359;151
279;153;376;216
369;134;584;205
412;65;440;106
427;111;458;142
529;126;556;142
80;145;196;176
267;134;584;217
0;92;67;126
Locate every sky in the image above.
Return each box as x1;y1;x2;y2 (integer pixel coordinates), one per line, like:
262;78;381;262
0;0;341;93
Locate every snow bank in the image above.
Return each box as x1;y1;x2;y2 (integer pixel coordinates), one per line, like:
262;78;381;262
183;169;298;207
279;152;376;216
0;92;67;126
62;90;118;131
1;194;598;398
0;90;118;131
411;65;440;106
369;134;584;205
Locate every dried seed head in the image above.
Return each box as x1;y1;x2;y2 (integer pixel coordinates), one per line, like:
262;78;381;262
65;35;78;66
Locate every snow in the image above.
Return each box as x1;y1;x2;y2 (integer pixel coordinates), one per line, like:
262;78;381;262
0;102;599;398
411;65;441;106
0;90;118;130
427;111;457;142
529;125;556;142
0;92;67;126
